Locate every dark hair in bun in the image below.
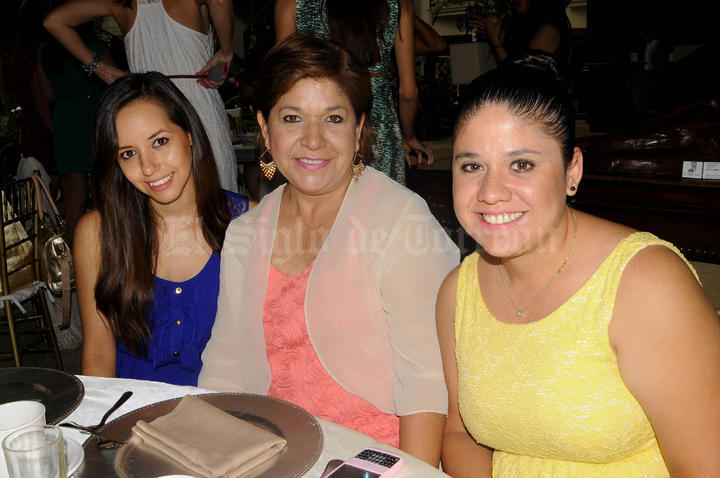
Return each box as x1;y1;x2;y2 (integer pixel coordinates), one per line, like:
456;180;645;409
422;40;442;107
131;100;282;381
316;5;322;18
455;52;574;166
513;50;563;80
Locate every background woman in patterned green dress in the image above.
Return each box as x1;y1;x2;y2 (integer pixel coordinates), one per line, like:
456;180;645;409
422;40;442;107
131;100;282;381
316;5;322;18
275;0;433;185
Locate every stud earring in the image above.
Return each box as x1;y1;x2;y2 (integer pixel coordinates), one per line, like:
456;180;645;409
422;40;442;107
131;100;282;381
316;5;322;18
259;148;276;180
351;152;364;181
570;185;576;191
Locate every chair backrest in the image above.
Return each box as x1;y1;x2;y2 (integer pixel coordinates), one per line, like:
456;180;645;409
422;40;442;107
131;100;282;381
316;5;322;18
0;178;40;295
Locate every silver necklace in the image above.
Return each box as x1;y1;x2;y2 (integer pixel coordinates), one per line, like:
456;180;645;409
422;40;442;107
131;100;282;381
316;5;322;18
498;209;577;318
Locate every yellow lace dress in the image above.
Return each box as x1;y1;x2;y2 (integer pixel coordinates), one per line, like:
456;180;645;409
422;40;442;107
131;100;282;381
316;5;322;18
455;232;695;477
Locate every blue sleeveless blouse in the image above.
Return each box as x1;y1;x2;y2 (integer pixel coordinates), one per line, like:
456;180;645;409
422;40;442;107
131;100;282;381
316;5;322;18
116;190;249;385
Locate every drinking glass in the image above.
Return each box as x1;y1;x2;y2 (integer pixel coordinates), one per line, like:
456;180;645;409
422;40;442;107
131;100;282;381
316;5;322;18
2;425;66;478
0;401;46;478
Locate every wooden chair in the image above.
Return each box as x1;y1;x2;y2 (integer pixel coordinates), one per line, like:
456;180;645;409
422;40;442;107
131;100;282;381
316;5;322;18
0;177;63;369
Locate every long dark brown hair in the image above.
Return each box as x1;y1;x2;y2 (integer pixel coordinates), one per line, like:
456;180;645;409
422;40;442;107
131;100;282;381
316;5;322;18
323;0;390;67
92;72;230;354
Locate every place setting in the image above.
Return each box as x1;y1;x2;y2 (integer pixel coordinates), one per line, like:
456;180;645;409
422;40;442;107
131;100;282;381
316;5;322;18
74;392;323;478
0;368;323;478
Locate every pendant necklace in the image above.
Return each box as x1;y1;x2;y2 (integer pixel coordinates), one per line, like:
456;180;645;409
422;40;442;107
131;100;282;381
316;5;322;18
498;209;577;318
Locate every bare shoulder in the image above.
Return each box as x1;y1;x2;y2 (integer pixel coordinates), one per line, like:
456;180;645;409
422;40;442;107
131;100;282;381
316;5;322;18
437;265;461;327
579;212;635;242
574;211;636;265
610;239;717;350
73;210;102;258
619;242;701;297
438;265;460;303
73;211;104;293
74;209;101;241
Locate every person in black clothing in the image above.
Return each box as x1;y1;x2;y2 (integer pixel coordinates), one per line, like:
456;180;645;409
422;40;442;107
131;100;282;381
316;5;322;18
470;0;570;73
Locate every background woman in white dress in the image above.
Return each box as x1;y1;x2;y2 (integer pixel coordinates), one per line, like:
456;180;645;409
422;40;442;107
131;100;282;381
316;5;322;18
44;0;239;192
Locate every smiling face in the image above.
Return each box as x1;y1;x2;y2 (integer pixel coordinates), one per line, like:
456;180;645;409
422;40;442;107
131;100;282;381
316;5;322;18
115;100;196;209
452;103;582;259
257;78;364;198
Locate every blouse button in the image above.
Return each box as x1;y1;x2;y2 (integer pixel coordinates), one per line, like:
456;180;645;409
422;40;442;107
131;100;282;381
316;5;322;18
173;351;179;357
175;320;181;326
175;287;182;294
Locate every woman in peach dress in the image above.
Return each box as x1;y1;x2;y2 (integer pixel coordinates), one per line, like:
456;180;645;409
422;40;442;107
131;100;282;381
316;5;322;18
200;35;459;466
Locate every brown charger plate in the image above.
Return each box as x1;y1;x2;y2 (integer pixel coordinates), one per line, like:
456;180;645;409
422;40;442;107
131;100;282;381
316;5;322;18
78;393;323;477
0;366;84;424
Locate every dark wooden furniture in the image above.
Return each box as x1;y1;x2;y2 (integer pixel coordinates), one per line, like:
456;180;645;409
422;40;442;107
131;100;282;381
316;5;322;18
572;174;720;264
573;99;720;264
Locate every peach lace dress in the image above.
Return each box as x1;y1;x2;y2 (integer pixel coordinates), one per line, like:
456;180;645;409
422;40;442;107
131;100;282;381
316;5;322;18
263;262;400;447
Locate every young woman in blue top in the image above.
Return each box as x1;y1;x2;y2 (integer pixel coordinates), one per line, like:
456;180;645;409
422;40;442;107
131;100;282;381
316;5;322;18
74;72;252;385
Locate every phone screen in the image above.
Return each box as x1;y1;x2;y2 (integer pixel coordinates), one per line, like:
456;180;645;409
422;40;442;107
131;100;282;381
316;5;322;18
328;464;382;478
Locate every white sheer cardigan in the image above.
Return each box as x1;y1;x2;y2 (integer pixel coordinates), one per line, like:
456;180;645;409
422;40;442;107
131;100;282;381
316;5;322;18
199;167;459;415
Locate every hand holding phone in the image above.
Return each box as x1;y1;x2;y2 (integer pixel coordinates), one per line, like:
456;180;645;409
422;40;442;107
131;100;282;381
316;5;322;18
325;448;405;478
166;61;228;83
206;61;229;83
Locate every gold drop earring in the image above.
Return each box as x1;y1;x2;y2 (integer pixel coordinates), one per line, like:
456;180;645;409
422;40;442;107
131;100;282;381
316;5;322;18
258;147;276;180
351;152;364;182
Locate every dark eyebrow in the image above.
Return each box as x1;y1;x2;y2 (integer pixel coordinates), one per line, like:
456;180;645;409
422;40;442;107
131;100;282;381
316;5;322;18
117;129;169;150
453;151;479;161
147;129;168;141
508;148;542;156
278;105;349;113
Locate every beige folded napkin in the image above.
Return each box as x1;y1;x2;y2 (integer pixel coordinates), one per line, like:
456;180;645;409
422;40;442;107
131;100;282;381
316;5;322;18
131;395;287;478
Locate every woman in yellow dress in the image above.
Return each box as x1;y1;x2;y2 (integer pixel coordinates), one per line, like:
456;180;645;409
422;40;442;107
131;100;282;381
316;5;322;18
436;55;720;477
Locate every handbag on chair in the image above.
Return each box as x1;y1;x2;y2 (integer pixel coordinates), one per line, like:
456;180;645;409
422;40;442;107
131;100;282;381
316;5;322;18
0;195;35;295
29;172;75;329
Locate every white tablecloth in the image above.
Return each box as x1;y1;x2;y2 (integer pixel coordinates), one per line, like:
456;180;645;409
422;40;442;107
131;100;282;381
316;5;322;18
63;376;449;478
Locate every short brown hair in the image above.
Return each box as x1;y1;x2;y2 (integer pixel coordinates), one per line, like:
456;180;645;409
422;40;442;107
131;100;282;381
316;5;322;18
254;34;375;165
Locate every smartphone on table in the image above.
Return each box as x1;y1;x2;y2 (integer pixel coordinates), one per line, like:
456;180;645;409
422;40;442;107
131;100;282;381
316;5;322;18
325;448;405;478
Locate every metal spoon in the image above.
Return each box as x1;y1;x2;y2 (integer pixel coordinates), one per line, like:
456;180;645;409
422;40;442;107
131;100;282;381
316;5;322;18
95;435;126;449
60;390;133;433
66;426;126;449
63;425;126;449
